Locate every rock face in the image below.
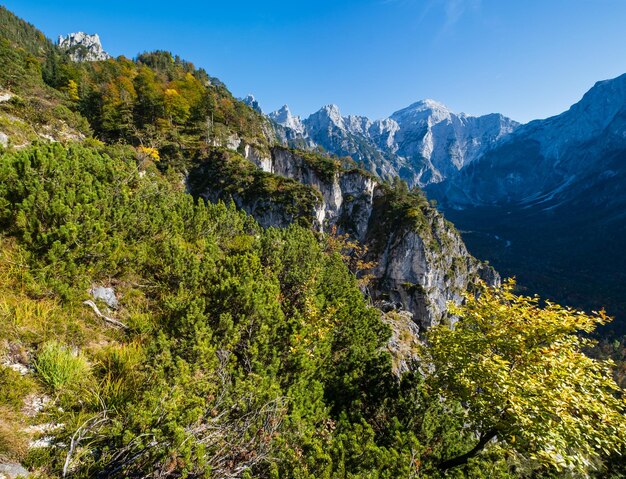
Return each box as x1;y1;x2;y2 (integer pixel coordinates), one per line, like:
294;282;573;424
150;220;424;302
382;310;422;376
188;145;498;329
57;32;111;62
269;101;518;188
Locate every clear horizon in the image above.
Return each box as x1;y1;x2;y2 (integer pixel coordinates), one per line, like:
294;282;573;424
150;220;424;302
5;0;626;123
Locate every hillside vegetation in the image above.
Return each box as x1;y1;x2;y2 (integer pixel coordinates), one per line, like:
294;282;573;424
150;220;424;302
0;6;625;479
0;142;478;478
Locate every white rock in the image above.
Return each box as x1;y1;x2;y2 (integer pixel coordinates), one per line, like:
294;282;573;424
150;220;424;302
2;362;29;375
58;32;111;62
225;134;241;151
23;394;51;417
90;286;118;309
0;463;30;478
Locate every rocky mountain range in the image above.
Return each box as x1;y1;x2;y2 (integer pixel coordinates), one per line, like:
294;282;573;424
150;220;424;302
430;73;626;208
268;100;519;188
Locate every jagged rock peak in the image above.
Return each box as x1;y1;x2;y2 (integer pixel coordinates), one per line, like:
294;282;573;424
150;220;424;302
269;104;305;134
304;104;346;131
270;104;292;122
58;32;111;62
243;94;262;113
320;104;343;122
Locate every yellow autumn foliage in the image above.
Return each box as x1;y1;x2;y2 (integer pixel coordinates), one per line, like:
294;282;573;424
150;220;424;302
138;146;160;161
424;279;626;473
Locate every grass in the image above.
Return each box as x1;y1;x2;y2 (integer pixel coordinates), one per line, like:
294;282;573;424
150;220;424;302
0;406;28;461
33;341;90;392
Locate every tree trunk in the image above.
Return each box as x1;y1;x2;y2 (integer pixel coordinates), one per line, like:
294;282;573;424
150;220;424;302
437;428;498;471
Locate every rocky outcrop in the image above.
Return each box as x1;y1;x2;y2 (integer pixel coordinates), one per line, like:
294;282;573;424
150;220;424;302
0;463;30;479
366;208;497;329
186;148;322;230
189;145;498;329
247;147;377;236
57;32;111;62
382;310;422;376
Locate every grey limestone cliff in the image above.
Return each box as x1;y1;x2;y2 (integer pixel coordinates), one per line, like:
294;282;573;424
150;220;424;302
188;144;499;330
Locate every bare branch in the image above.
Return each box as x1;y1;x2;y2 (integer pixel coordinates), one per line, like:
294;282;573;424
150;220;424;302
83;300;129;329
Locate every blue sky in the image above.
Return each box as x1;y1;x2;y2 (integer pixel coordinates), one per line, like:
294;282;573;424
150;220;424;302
4;0;626;123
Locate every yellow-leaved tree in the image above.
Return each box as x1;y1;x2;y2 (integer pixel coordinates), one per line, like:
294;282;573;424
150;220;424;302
423;280;626;474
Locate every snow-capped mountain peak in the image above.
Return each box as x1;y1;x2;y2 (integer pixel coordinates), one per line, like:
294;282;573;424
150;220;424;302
410;98;450;112
391;99;455;126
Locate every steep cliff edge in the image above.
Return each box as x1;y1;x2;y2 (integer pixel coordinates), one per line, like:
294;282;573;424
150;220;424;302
188;146;498;329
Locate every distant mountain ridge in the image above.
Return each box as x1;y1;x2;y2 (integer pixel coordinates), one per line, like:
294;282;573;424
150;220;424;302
426;72;626;332
268;100;519;188
431;73;626;208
